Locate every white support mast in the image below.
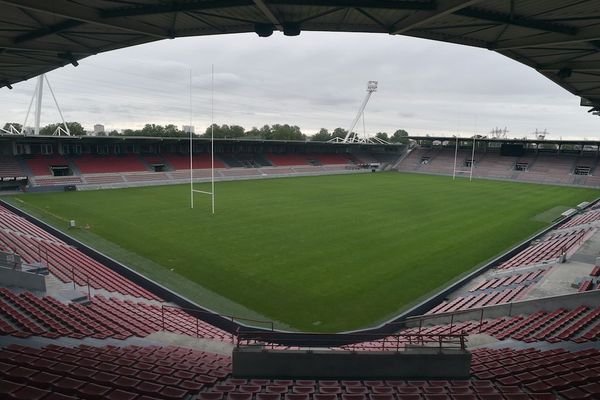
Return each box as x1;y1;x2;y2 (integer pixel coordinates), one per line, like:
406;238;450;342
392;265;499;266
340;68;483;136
21;74;71;136
45;75;70;136
328;81;388;144
34;75;43;135
344;80;377;143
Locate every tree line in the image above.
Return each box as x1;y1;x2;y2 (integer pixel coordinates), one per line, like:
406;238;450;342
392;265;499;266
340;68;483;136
2;122;86;136
2;122;409;143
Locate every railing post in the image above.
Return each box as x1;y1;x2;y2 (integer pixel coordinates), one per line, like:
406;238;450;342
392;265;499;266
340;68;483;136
72;267;76;291
231;317;235;344
479;308;484;333
87;278;90;299
450;314;454;330
196;315;199;338
161;306;165;332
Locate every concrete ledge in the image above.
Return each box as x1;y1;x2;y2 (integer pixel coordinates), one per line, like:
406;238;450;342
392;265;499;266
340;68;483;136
232;347;471;379
0;266;46;291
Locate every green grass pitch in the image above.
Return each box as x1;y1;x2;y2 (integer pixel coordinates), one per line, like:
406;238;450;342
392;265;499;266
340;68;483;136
10;172;599;332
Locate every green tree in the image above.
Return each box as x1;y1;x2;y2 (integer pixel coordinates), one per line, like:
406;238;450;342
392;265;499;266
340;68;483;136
245;127;261;138
311;128;332;142
141;124;165;136
390;129;409;144
108;130;120;136
121;129;137;136
66;122;85;136
271;124;305;140
259;125;272;140
332;127;347;139
204;124;222;138
164;124;180;136
375;132;389;141
229;125;246;138
40;122;85;136
2;122;22;133
204;124;246;138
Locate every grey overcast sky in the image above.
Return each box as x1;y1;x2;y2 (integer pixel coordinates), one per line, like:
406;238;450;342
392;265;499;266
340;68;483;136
1;31;599;139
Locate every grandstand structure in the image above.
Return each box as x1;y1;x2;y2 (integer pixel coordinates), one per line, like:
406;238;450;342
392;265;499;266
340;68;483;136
3;133;600;192
0;135;401;191
397;137;600;188
0;170;599;397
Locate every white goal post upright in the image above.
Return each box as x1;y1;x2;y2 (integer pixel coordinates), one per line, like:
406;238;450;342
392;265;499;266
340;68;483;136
452;135;459;180
189;69;194;209
190;66;216;214
469;134;476;181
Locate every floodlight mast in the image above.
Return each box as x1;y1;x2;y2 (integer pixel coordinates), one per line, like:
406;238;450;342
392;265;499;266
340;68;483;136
342;81;377;143
21;74;70;136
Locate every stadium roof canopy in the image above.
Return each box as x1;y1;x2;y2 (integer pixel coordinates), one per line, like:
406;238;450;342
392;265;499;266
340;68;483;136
2;1;600;112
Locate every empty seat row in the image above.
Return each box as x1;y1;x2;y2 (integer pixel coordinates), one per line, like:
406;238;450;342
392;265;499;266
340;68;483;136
0;289;231;342
1;343;229;399
0;206;62;242
499;228;591;269
427;286;529;315
396;306;600;344
560;210;600;229
0;227;160;301
471;347;600;397
469;270;545;293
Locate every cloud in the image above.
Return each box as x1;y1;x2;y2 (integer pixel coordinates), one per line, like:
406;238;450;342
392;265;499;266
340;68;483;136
0;31;597;139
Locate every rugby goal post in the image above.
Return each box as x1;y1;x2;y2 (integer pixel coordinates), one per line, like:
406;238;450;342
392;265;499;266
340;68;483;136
190;66;215;214
452;135;476;181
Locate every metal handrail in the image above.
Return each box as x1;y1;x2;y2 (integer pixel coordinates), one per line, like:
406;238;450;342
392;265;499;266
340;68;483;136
160;304;274;341
235;331;468;352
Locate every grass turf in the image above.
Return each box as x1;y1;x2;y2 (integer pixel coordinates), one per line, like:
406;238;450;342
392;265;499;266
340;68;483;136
10;172;599;332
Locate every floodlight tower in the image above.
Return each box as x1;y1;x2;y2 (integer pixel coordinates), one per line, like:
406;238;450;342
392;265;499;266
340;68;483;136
342;81;377;143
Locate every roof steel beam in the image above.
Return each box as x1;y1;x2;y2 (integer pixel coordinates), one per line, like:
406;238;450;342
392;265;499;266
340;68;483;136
456;7;577;36
270;0;435;9
102;0;435;18
0;39;92;54
391;0;482;35
0;0;169;39
493;28;600;50
102;0;253;17
253;0;282;30
538;60;600;72
13;19;84;44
